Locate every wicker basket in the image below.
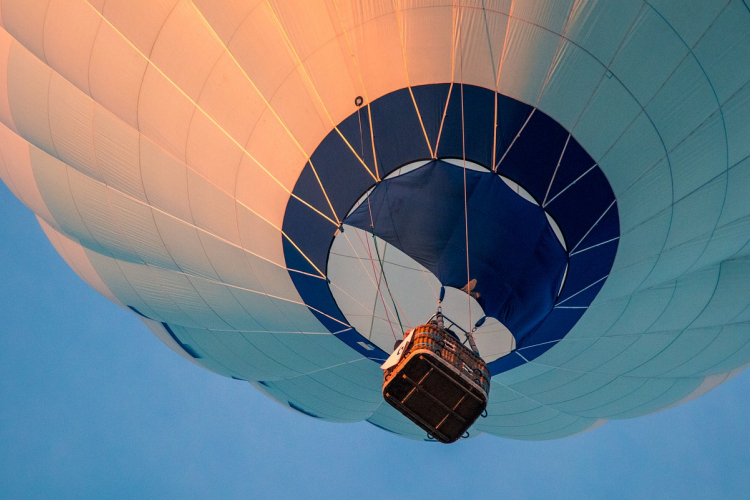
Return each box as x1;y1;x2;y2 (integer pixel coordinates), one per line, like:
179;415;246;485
382;322;490;443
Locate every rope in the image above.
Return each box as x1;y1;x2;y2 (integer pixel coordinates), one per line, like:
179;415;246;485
371;230;405;336
367;198;406;337
458;3;472;329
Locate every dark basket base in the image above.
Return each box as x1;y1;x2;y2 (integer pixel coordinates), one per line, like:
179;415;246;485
383;350;488;443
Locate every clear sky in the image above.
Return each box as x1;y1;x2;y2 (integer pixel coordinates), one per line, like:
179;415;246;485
1;180;750;500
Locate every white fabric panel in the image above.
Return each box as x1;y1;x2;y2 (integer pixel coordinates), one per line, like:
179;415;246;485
84;249;165;323
616;159;672;233
100;0;178;56
150;209;220;281
88;17;149;130
722;79;750;167
454;6;508;93
47;73;101;183
599;113;668;198
187;278;266;333
661;325;750;378
0;0;49;62
150;271;235;330
225;2;298;100
645;55;720;153
150;1;224;102
137;65;195;162
609;7;687;105
511;0;574;33
29;145;110;256
647;265;720;333
197;51;269;149
139;137;193;223
6;43;55;156
110;259;203;329
92;107;148;202
599;210;669;301
692;0;750;104
0;28;18;131
537;40;605;132
664;112;726;202
622;327;722;379
185;110;243;196
235;195;288;264
400;4;453;87
38;216;121;306
572;72;643;161
187;169;241;246
107;191;179;272
335;8;409;102
190;0;264;45
0;122;54;223
496;20;561;106
43;0;101;94
66;165;142;263
141;319;204;366
564;0;643;67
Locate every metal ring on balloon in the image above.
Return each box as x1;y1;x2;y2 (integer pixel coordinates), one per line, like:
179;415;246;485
282;84;620;375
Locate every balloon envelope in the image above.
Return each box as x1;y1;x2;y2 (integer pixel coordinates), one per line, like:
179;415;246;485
1;0;749;440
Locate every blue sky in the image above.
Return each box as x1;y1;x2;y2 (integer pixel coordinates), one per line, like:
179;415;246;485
1;181;750;500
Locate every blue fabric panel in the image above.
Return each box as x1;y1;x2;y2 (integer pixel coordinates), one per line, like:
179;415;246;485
517;341;561;362
559;242;619;304
573;204;621;252
521;308;586;347
345;160;568;342
497;111;571;201
305;130;376;219
369;88;433;175
545;168;617;248
281;226;325;276
411;83;452;149
289;163;337;223
546;139;598;201
434;84;495;167
337;105;378;177
487;351;528;373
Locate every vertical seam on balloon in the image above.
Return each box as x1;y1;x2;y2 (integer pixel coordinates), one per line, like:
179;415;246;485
263;0;378;184
390;0;435;159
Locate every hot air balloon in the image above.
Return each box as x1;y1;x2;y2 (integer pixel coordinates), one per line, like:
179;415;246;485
1;0;750;441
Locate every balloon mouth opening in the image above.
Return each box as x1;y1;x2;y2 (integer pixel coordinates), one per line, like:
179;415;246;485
327;158;570;362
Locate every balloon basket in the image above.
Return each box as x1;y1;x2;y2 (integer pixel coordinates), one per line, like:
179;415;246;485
382;322;490;443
